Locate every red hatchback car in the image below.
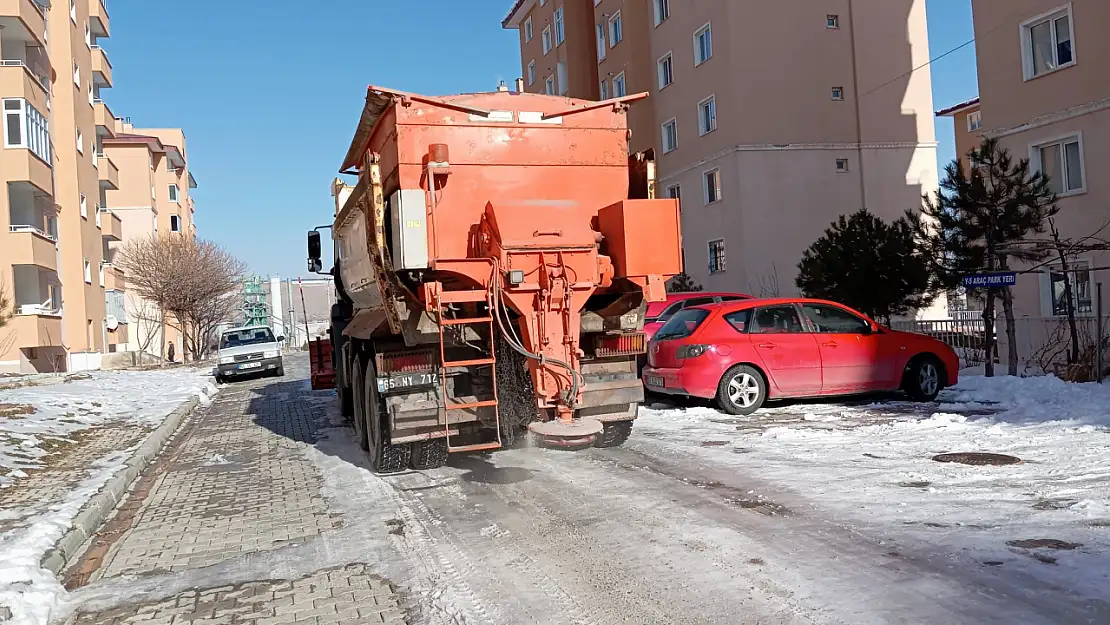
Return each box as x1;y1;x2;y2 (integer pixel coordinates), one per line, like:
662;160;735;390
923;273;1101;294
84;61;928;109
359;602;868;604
642;298;960;415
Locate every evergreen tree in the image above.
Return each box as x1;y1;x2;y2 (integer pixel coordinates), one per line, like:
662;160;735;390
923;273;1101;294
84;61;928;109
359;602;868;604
908;137;1059;377
796;209;933;323
667;272;703;293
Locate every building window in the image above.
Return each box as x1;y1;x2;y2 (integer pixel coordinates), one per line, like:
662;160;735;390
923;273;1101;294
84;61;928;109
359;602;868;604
1046;260;1092;316
87;82;94;107
609;11;623;47
694;23;713;65
542;26;552;54
95;204;102;228
831;86;845;100
1034;135;1084;195
80;194;87;218
70;0;76;22
613;72;626;97
3;98;51;164
557;62;568;95
84;258;92;283
658;53;674;89
539;0;546;5
545;75;555;95
666;184;681;212
98;263;104;287
703;169;722;204
527;61;536;85
827;15;840;28
73;62;80;87
708;239;726;274
525;16;533;42
170;215;182;233
599;78;609;100
554;7;565;45
967;110;982;132
596;23;607;61
76;127;83;153
1022;6;1074;80
661;119;678;153
654;0;670;26
698;95;717;135
168;184;180;202
836;158;850;173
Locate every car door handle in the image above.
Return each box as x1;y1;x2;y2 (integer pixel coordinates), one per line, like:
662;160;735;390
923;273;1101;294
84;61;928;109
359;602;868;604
757;342;776;349
821;341;838;347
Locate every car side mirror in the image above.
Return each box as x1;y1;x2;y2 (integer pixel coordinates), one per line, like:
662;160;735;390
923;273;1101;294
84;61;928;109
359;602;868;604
860;324;874;336
276;336;285;343
307;231;322;272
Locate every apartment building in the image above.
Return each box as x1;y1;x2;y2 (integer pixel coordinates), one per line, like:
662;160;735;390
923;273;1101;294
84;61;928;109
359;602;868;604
103;120;197;361
0;0;125;372
942;0;1105;323
505;0;942;307
936;97;983;173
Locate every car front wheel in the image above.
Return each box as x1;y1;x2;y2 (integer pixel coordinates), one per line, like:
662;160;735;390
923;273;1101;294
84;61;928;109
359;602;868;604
905;355;943;402
716;365;767;416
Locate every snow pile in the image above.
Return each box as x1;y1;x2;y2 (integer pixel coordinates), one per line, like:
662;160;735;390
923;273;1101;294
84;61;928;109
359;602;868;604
637;374;1110;601
0;367;216;625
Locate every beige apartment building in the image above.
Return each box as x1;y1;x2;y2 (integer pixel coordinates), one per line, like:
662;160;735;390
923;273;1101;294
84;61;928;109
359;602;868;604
1;0;195;372
505;0;942;306
103;121;197;361
948;0;1105;325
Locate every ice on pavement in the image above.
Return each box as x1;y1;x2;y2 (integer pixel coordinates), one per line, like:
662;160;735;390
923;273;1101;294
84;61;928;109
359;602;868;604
637;373;1110;603
0;367;216;625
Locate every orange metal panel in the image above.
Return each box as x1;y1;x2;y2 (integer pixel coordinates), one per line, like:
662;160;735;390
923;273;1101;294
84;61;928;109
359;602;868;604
597;199;682;279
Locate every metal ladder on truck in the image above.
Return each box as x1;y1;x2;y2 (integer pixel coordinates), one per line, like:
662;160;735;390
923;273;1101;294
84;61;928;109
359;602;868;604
433;286;503;454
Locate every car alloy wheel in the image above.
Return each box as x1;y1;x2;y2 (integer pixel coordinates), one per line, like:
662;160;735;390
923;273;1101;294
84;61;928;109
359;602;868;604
728;373;761;409
918;361;939;398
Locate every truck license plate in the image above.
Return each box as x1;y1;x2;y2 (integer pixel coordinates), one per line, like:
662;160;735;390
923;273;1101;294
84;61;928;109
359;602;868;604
239;362;262;370
645;375;665;388
377;372;437;393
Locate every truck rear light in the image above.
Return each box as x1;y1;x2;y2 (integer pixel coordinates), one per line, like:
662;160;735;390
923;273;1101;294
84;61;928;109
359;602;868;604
593;333;647;357
675;344;709;359
377;349;437;374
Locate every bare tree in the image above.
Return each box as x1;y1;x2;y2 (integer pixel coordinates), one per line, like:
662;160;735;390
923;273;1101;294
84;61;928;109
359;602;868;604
117;235;245;364
0;278;17;359
749;265;781;298
127;293;162;358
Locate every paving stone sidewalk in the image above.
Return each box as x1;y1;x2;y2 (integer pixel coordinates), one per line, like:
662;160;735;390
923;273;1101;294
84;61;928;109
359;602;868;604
66;359;407;625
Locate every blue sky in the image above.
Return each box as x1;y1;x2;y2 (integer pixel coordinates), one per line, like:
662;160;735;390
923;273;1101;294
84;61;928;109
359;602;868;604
107;0;980;280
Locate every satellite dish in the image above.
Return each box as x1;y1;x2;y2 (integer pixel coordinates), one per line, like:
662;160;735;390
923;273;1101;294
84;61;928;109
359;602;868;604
106;316;119;331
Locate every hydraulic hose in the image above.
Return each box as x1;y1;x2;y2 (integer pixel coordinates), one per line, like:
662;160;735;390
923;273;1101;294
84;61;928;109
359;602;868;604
492;275;583;408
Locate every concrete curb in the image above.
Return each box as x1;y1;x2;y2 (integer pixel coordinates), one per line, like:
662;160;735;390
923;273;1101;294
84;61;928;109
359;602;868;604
41;383;214;575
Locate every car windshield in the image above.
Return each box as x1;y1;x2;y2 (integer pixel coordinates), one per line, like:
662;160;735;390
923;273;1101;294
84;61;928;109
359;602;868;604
220;328;276;349
654;308;710;340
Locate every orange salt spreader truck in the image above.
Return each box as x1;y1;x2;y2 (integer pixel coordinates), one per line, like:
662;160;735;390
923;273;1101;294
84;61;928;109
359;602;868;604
306;83;682;473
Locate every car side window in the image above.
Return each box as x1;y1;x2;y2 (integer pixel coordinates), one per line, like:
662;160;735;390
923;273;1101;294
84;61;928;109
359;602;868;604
802;304;870;334
682;297;716;308
657;301;686;322
724;309;752;333
750;306;806;334
718;295;748;302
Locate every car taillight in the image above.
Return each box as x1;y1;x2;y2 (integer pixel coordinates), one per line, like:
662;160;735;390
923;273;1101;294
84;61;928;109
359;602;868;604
675;344;709;359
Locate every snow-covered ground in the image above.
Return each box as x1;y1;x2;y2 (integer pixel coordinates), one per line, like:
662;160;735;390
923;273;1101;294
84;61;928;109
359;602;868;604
638;373;1110;604
0;367;216;625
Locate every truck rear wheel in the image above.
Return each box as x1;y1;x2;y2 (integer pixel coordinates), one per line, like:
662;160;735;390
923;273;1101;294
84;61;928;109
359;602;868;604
351;355;369;451
409;439;449;470
363;358;410;474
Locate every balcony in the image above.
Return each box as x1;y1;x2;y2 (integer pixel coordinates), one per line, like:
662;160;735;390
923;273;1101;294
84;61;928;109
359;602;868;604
103;264;124;290
1;144;53;195
93;99;116;138
6;226;57;271
0;61;49;113
0;0;48;48
97;154;119;190
89;0;109;38
101;209;123;240
7;312;63;348
91;45;112;88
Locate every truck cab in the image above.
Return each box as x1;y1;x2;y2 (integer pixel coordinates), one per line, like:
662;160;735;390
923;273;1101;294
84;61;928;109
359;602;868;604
216;326;285;383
